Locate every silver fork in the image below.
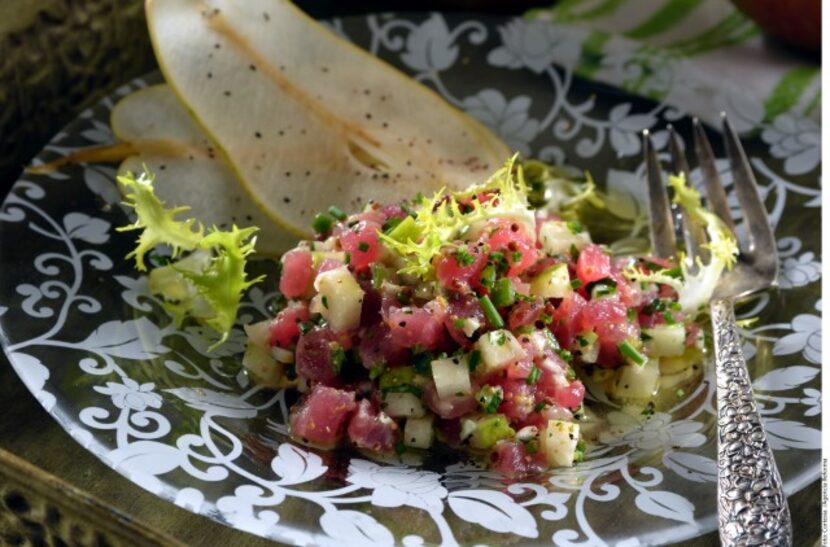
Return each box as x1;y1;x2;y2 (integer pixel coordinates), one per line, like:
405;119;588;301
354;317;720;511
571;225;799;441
642;114;791;546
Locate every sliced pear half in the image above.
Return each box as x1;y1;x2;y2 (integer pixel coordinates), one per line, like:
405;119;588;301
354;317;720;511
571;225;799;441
112;84;294;255
146;0;511;237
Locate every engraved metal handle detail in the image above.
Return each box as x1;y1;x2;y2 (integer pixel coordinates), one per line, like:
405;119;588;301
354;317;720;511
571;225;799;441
711;298;792;546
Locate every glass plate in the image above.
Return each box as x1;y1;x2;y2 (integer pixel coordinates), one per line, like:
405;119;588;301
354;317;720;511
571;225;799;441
0;13;820;546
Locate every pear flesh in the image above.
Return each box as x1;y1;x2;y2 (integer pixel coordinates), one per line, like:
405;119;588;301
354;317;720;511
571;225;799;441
112;84;294;255
146;0;510;238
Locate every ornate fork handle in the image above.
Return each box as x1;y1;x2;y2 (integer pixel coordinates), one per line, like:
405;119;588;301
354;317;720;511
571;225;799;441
711;298;792;546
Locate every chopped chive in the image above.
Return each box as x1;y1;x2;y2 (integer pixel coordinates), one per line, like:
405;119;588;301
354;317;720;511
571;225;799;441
371;264;385;289
663;311;677;325
665;267;682;278
569;244;579;261
618;340;648;366
490;278;516;307
558;349;573;363
565;367;577;381
369;364;386;380
454;247;475;266
479;265;496;289
573;439;586;463
489;251;505;263
526;366;541;385
566;220;584;234
412;352;431;374
452;317;466;329
358;241;370;252
570;279;583;289
344;252;351;265
312;212;334;234
533;401;546;413
511;250;523;264
321;295;329;309
476;385;503;414
394;440;407;455
327;206;347;221
382;216;402;234
478;295;504;328
331;346;346;374
468;350;481;372
298;321;314;335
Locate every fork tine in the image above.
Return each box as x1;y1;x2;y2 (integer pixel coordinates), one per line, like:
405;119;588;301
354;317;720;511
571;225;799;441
721;114;778;271
643;129;677;258
667;125;709;264
692;118;736;235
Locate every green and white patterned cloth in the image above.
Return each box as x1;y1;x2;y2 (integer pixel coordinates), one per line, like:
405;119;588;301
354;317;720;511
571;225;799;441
527;0;821;127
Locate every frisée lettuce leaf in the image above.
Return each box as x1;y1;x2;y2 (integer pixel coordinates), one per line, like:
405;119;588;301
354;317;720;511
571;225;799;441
117;171;263;346
624;173;738;318
380;154;534;278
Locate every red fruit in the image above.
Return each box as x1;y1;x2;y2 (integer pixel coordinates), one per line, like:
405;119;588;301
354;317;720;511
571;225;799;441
550;292;587;349
385;300;448;351
435;243;488;293
339;220;381;272
576;244;612;286
279;249;314;299
290;385;356;449
480;219;538;277
553;380;585;410
497;379;537;422
490;440;544;478
444;295;485;347
347;399;399;452
358;322;410;369
508;298;545;331
295;327;341;384
578;297;640;366
269;303;310;349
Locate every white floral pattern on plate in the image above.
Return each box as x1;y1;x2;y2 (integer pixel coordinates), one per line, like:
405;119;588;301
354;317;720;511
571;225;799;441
0;13;820;547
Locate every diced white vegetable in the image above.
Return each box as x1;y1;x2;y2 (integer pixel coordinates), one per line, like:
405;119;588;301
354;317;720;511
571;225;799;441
576;331;599;363
516;425;539;442
242;343;283;389
474;330;524;376
541;419;580;467
311;251;346;268
459;418;478;443
243;319;272;351
613;358;660;399
459;317;481;338
431;356;472;399
404;416;434;449
538;221;591;256
271;345;294;364
383;392;426;418
643;324;686;357
313;266;364;332
530;263;572;299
